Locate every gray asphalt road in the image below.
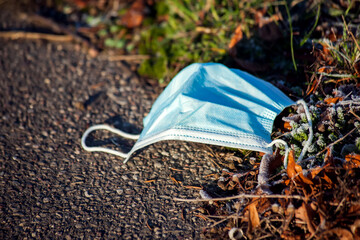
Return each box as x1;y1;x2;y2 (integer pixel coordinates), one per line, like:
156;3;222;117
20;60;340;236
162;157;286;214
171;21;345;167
0;5;224;239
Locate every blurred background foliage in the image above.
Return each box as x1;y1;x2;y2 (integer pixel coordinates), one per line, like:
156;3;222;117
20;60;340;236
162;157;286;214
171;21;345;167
34;0;360;88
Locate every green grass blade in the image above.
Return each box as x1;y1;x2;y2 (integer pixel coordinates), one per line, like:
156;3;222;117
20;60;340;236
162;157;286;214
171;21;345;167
285;2;297;71
300;4;321;46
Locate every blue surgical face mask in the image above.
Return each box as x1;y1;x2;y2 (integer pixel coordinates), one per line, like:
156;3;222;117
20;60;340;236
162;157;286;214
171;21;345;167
81;63;306;164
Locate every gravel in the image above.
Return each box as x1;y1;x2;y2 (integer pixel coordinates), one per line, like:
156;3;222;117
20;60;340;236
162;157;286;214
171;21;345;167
0;4;228;239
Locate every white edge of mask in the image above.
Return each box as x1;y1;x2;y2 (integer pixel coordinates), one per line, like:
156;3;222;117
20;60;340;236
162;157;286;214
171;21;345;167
123;128;273;163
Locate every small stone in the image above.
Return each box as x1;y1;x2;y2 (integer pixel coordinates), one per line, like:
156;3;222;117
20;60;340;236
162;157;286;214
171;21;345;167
41;131;48;137
132;174;139;181
43;198;50;203
153;161;162;169
75;223;82;229
161;151;169;157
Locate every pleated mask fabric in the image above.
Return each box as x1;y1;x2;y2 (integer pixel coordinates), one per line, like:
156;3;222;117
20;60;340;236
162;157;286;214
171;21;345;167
81;63;295;163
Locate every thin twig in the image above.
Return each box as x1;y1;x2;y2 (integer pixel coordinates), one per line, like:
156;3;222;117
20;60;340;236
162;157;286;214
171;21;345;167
107;55;151;61
173;193;305;202
349;109;360;121
204;145;223;170
342;15;360;53
317;127;357;156
208;217;231;228
0;31;73;41
20;13;99;54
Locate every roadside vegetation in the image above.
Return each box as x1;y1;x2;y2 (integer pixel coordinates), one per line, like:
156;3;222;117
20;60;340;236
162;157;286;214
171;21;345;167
27;0;360;238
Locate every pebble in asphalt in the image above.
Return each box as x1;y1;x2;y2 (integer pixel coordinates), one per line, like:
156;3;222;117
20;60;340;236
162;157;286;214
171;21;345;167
0;6;228;239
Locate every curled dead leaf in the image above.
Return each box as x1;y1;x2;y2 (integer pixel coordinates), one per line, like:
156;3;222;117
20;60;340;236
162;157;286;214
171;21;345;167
286;150;313;186
351;219;360;239
294;202;317;234
321;228;354;240
247;201;260;233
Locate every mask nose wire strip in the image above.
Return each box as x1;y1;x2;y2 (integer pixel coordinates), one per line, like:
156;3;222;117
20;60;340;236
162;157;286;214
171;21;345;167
81;124;140;159
296;100;313;164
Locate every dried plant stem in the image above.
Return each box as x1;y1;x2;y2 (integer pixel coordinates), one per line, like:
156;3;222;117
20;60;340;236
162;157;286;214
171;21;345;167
107;55;150;61
317;127;358;156
349;109;360;121
342;15;360;52
0;31;73;41
174;193;305;202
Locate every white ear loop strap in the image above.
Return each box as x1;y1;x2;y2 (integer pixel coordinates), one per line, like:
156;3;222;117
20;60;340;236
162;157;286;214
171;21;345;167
263;99;312;168
81;124;140;159
296;99;313;164
267;139;290;168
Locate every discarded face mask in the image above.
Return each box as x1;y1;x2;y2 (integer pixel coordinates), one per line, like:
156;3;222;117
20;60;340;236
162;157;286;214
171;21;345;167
81;63;296;163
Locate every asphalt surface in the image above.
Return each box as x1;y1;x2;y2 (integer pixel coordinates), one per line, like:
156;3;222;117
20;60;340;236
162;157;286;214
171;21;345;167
0;5;226;239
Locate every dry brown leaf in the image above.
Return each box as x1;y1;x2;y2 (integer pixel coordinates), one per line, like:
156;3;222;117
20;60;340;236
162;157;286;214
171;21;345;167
121;0;146;28
321;228;354;240
247;201;260;233
283;121;292;130
345;153;360;168
228;24;243;49
324;97;343;105
287;150;314;186
294;202;317;234
317;66;334;73
348;204;360;216
287;150;297;179
351;219;360;239
309;163;329;179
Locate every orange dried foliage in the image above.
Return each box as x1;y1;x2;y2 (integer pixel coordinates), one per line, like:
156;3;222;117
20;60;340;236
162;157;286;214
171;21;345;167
286;150;313;186
316;43;334;65
247;201;260;232
283;121;292;130
344;153;360;169
317;66;333;73
121;0;146;28
348;204;360;217
73;0;89;8
228;25;243;49
294;202;317;234
306;76;321;96
324;97;343;105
